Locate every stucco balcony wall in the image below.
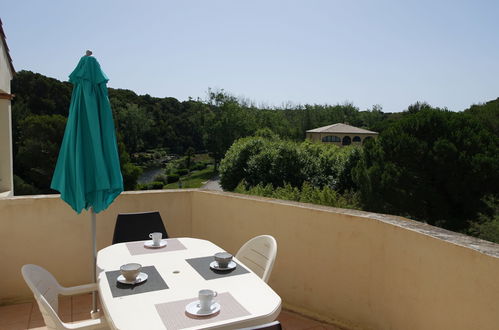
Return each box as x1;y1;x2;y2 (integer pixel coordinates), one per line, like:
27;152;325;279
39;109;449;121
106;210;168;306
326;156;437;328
0;190;193;304
1;189;499;330
192;191;499;330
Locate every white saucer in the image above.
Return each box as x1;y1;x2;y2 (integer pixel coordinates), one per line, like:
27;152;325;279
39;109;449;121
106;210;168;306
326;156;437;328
117;272;148;285
210;260;237;271
144;240;167;248
185;301;221;316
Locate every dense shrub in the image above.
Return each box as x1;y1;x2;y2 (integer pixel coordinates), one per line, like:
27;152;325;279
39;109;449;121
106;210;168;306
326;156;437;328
164;162;177;175
136;183;149;190
13;175;41;195
154;173;168;185
469;217;499;244
167;173;180;183
219;136;267;190
148;181;164;189
254;128;279;140
136;181;164;190
133;152;153;165
176;168;189;176
234;181;360;210
120;162;142;191
300;141;361;191
118;141;142;191
219;136;361;192
245;140;308;188
191;162;208;171
468;196;499;243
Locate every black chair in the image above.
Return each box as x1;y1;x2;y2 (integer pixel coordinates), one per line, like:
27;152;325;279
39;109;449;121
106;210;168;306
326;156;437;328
112;211;168;244
238;321;282;330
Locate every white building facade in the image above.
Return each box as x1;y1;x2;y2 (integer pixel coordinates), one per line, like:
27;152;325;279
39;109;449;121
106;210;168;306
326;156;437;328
306;123;378;147
0;19;15;197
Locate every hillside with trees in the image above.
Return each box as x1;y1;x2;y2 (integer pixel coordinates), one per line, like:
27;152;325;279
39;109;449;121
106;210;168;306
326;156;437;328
219;103;499;241
12;70;386;192
11;70;499;242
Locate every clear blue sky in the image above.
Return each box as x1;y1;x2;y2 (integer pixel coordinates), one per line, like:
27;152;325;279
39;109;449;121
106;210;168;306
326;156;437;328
3;0;499;112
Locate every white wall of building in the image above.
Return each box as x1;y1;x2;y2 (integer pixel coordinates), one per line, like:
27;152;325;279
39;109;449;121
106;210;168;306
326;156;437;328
0;40;11;94
0;37;13;196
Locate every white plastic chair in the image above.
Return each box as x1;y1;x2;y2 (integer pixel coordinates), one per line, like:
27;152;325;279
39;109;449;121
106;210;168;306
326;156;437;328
21;264;108;330
235;235;277;283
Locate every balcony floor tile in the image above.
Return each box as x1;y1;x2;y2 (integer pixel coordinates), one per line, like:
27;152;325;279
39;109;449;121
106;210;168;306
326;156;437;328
0;322;32;330
0;295;345;329
277;310;345;330
0;302;31;328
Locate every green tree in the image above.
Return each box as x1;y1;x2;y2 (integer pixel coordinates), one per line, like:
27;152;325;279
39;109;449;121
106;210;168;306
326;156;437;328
185;147;195;171
114;103;153;153
358;105;385;129
220;135;361;192
465;98;499;136
244;139;308;188
219;136;267;190
469;196;499;243
12;70;72;117
15;114;67;193
253;128;279;140
353;106;499;231
205;91;257;169
116;136;142;191
13;175;41;195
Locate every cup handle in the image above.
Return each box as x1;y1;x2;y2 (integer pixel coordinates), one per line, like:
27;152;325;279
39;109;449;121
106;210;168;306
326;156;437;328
213;291;218;297
149;233;153;238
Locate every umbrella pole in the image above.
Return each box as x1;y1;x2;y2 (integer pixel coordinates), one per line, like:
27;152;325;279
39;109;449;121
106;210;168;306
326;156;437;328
90;208;99;317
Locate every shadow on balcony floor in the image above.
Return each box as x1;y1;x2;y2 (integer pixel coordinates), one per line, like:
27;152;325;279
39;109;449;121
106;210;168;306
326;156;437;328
0;293;344;330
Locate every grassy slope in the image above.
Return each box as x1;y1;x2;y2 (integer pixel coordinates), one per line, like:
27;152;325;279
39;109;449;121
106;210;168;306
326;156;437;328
164;166;215;189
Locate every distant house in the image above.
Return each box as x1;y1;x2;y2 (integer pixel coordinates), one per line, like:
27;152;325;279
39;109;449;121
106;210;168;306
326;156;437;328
306;123;378;146
0;19;15;197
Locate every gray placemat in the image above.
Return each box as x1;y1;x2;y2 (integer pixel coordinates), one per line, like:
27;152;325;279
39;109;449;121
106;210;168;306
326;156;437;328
155;292;251;329
126;238;187;256
186;256;250;280
105;265;169;298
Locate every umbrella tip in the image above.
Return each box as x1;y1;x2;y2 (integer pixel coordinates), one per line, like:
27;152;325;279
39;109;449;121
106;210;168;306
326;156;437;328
85;50;93;56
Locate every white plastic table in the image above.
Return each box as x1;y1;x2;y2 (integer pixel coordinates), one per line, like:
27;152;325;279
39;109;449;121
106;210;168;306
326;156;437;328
96;238;281;329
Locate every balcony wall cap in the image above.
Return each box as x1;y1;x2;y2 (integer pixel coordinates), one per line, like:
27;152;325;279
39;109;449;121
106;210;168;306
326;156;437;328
198;189;499;259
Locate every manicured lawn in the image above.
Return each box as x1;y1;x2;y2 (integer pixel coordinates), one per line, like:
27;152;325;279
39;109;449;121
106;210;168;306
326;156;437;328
192;153;212;162
164;165;216;189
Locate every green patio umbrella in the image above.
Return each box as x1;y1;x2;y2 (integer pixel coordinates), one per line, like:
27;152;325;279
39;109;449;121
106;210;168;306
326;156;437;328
51;51;123;314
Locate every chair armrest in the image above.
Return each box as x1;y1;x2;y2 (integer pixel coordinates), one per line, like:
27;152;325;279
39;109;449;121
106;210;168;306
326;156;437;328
60;283;99;296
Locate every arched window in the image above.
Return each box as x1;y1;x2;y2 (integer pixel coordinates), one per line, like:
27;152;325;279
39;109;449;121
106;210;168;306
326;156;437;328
322;135;341;142
353;136;361;142
342;136;351;146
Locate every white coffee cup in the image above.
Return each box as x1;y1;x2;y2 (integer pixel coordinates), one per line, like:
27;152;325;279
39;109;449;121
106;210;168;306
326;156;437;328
120;263;141;282
214;252;233;268
198;289;217;311
149;232;162;246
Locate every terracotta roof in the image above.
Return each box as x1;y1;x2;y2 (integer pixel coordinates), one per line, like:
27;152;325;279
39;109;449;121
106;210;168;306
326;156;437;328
0;18;15;76
306;123;378;134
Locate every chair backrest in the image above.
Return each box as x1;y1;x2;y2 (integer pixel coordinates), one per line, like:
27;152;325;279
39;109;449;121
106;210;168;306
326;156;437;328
235;235;277;283
21;264;65;329
112;211;168;244
238;321;282;330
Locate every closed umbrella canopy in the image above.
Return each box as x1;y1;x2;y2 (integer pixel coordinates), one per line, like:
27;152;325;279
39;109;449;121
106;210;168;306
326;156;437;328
51;53;123;314
51;54;123;213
